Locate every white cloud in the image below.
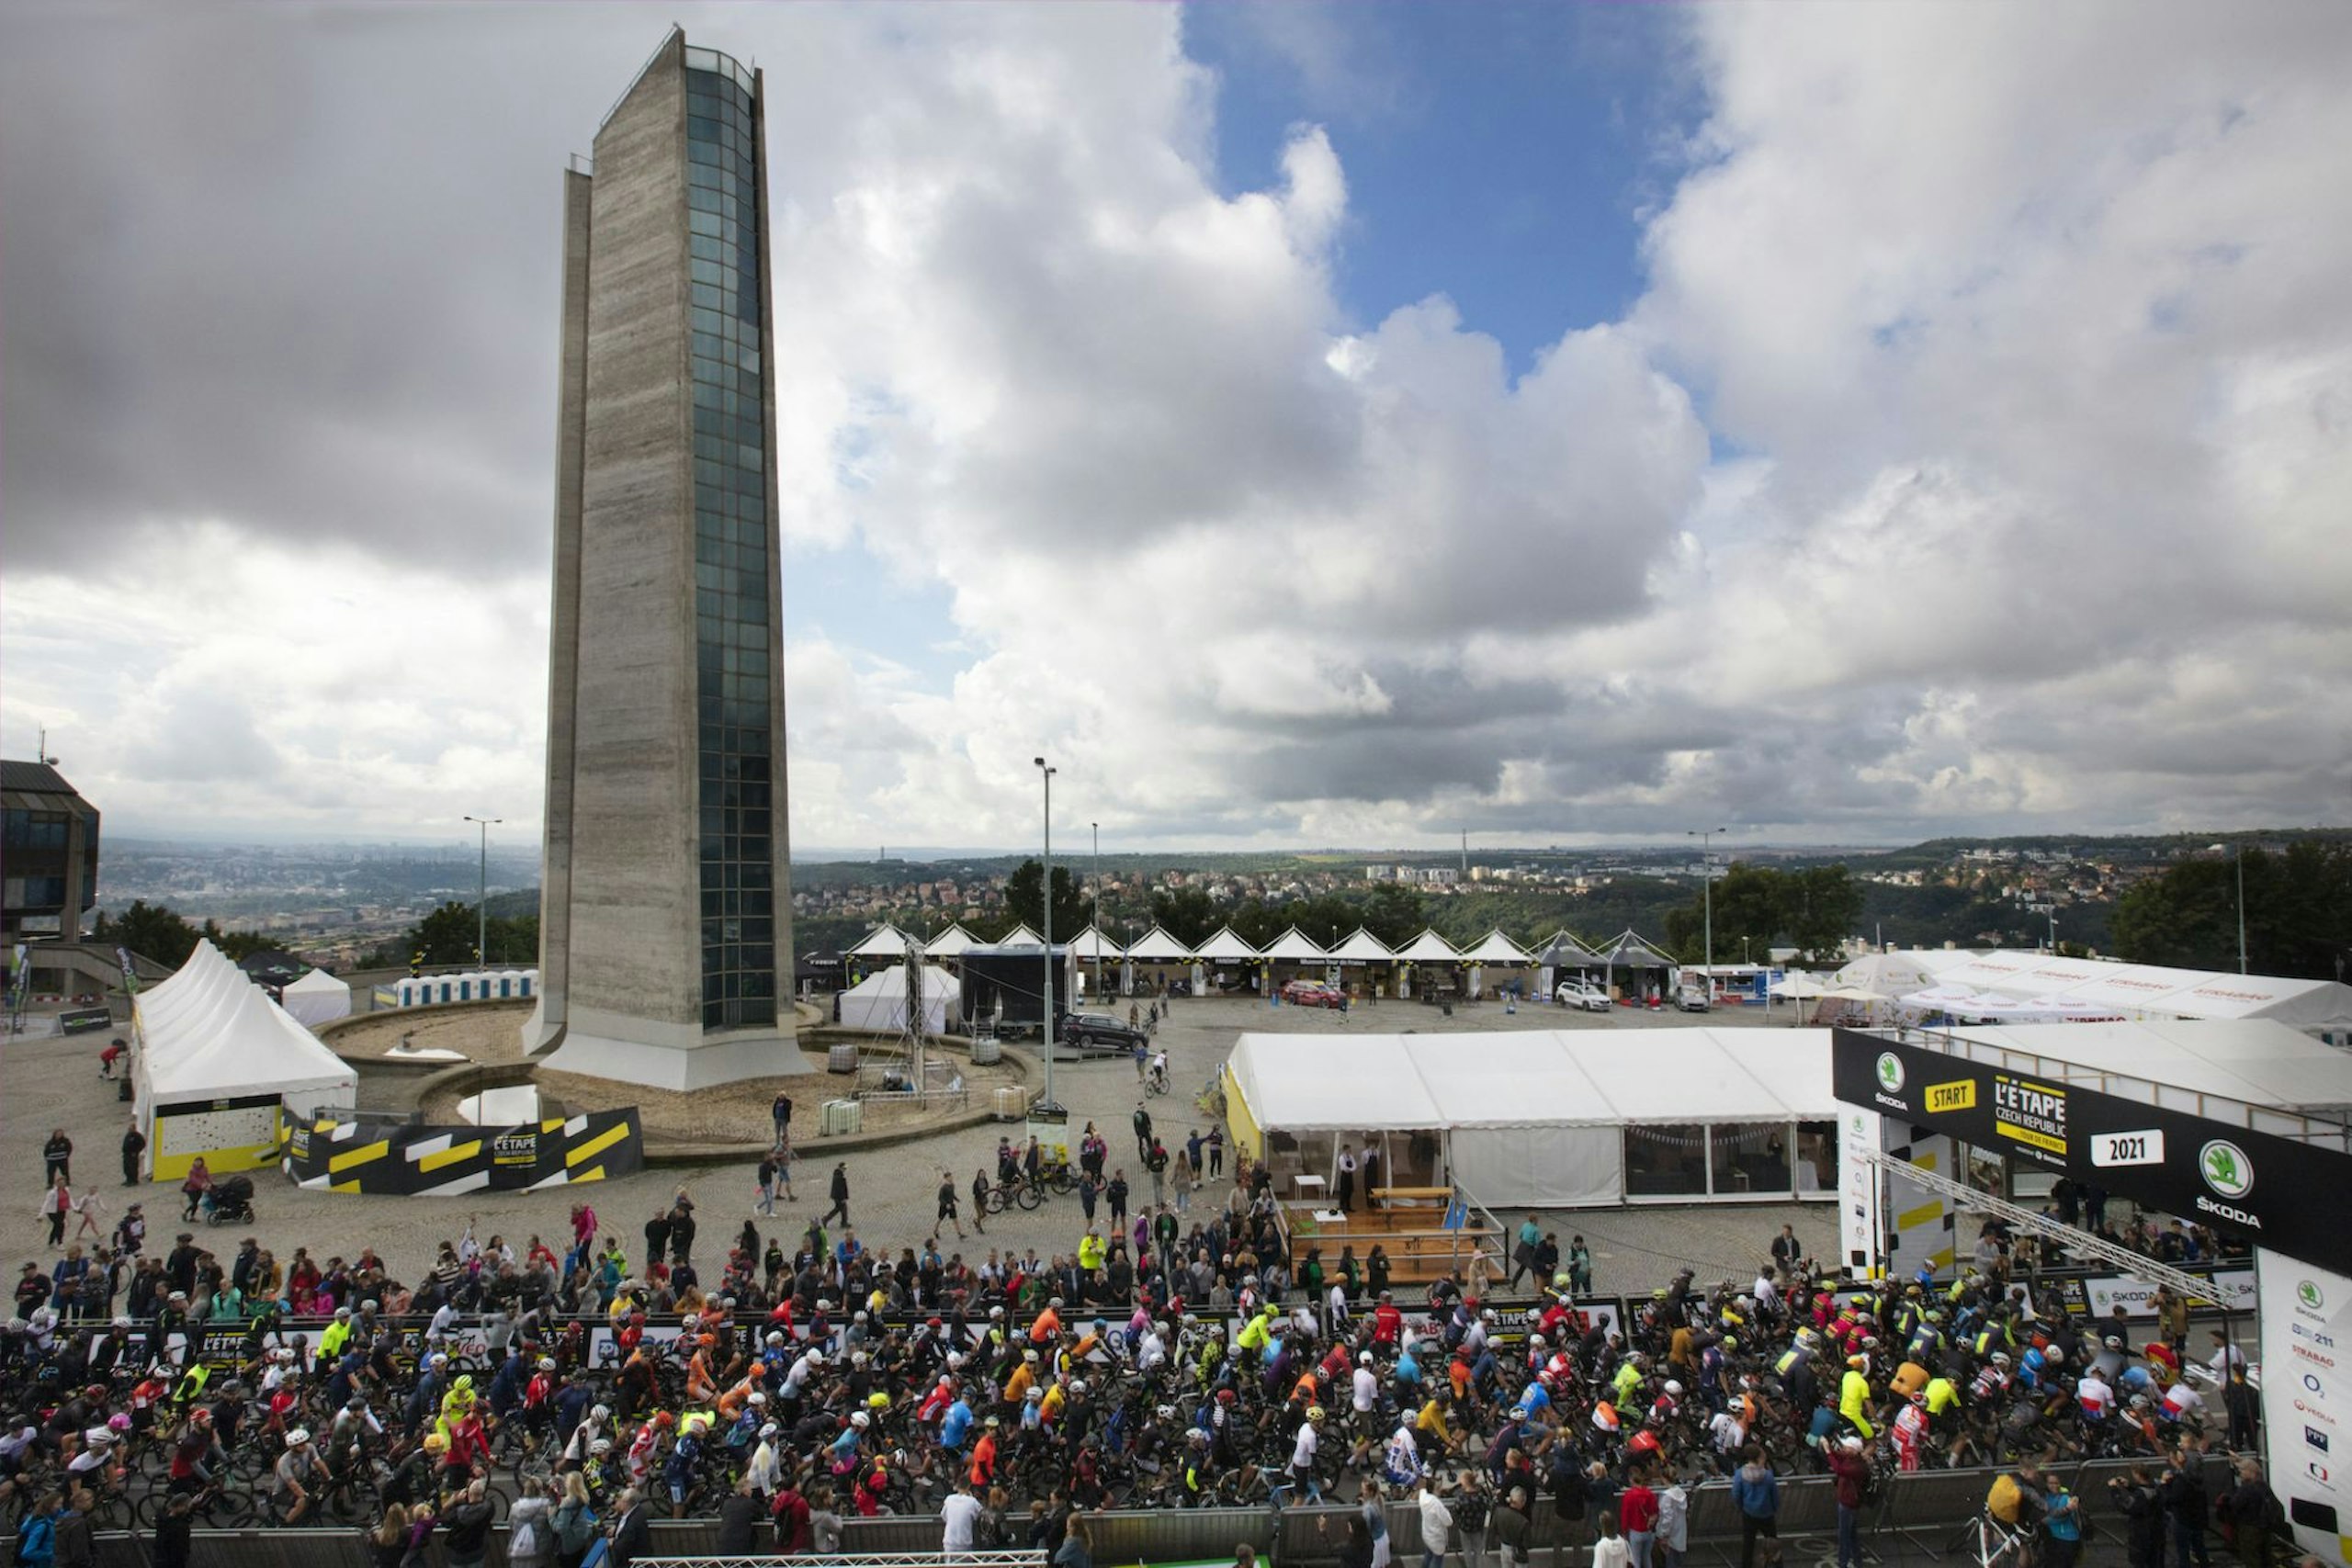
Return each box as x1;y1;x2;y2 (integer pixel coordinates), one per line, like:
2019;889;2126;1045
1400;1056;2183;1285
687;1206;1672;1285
4;2;2348;851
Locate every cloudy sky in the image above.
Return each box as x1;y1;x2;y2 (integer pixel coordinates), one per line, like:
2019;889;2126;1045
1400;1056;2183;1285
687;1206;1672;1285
5;3;2348;853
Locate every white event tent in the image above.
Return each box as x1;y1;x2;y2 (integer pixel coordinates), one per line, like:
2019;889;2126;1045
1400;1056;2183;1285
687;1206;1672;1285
279;967;353;1027
1193;926;1259;963
1064;927;1123;964
920;924;977;959
131;942;358;1182
1851;949;2352;1041
835;964;961;1034
1125;926;1193;962
1391;929;1461;962
1330;929;1396;965
1259;927;1330;964
1223;1027;1836;1208
847;924;911;960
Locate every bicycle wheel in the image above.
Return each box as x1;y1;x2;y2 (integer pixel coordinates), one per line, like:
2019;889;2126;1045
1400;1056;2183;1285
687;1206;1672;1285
985;1187;1008;1216
1016;1182;1045;1212
1046;1168;1076;1195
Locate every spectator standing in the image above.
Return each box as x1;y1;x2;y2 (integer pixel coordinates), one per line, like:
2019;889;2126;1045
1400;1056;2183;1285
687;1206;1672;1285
1623;1472;1660;1568
1509;1216;1541;1289
1823;1437;1868;1568
120;1122;145;1187
2041;1481;2086;1568
933;1172;966;1243
1416;1475;1455;1568
1591;1516;1630;1568
44;1129;74;1185
756;1153;777;1217
1731;1448;1780;1568
1656;1482;1688;1568
1337;1148;1358;1213
441;1478;497;1568
2110;1467;2165;1568
40;1177;73;1247
2163;1447;2212;1568
821;1164;851;1227
771;1093;793;1148
1490;1486;1532;1568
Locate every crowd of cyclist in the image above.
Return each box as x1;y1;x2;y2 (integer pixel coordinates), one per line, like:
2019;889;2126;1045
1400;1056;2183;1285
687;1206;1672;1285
0;1138;2275;1567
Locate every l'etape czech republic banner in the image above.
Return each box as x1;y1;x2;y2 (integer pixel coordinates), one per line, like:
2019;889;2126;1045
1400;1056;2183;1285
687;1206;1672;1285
288;1108;644;1196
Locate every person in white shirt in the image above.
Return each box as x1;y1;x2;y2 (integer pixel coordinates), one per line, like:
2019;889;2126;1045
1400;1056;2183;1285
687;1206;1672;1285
1353;1355;1380;1415
2076;1372;2116;1421
1417;1475;1456;1568
1329;1280;1351;1334
1753;1273;1780;1311
940;1477;985;1551
2161;1381;2205;1423
2208;1331;2245;1381
1288;1409;1326;1504
748;1424;783;1497
1137;1325;1168;1374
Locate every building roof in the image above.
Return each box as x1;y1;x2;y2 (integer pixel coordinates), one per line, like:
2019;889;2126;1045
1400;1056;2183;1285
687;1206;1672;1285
1849;948;2352;1035
0;760;75;794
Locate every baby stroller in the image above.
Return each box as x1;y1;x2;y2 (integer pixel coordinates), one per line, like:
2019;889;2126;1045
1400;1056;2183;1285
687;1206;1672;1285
203;1173;256;1226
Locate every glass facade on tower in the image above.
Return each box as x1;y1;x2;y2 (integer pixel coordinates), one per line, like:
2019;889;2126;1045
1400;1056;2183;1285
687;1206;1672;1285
684;48;775;1030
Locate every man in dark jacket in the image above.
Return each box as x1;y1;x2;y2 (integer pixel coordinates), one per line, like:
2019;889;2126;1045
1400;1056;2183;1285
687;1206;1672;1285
2162;1448;2212;1568
821;1164;851;1227
1823;1437;1871;1568
2219;1460;2280;1568
121;1122;147;1186
1490;1484;1532;1568
2109;1467;2165;1568
610;1486;653;1567
439;1477;497;1568
717;1478;763;1553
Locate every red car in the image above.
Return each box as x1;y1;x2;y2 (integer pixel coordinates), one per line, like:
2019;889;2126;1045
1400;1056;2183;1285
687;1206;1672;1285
1280;979;1347;1009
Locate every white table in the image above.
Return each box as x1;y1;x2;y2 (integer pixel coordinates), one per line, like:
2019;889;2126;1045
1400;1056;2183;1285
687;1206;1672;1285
1294;1174;1329;1200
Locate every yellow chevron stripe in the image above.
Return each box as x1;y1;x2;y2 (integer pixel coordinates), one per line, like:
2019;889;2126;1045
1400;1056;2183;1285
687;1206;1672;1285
541;1119;567;1134
565;1123;629;1168
1897;1200;1946;1230
332;1179;363;1193
417;1140;482;1174
330;1140;390;1173
572;1165;605;1183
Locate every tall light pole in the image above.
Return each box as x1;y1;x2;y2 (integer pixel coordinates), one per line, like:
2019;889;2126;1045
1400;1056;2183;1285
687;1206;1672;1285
2236;844;2248;975
1688;827;1725;995
1091;821;1102;997
464;815;502;969
1035;758;1057;1107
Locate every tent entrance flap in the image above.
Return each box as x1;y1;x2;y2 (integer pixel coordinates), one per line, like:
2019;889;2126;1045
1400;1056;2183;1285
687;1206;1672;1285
1450;1124;1621;1207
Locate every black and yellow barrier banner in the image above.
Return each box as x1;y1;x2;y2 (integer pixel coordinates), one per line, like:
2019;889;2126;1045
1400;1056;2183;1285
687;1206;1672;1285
288;1107;644;1196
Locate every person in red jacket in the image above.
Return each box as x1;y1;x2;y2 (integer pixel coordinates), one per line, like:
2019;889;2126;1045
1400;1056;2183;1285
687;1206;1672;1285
1622;1474;1661;1568
1823;1436;1871;1568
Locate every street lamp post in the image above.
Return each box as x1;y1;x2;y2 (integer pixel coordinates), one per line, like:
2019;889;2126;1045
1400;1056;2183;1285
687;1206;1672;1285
464;815;502;969
2236;845;2248;976
1091;821;1102;995
1688;827;1725;998
1035;759;1057;1107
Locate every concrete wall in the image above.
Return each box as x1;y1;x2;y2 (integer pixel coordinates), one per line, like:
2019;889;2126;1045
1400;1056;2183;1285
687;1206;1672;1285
567;33;699;1033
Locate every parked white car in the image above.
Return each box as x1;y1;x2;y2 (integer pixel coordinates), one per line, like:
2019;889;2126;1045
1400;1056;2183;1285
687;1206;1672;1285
1556;981;1611;1012
1676;984;1713;1012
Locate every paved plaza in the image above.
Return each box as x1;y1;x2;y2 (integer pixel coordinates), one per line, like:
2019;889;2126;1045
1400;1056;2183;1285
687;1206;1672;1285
4;992;1826;1295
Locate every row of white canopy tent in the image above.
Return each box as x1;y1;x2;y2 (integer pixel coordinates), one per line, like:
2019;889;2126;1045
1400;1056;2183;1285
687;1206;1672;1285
1831;948;2352;1040
130;941;358;1182
841;921;1671;966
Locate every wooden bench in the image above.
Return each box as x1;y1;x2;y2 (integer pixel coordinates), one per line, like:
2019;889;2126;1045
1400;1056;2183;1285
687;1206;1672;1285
1283;1209;1502;1285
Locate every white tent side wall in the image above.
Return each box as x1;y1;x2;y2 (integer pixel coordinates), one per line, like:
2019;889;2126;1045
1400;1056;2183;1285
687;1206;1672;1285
836;965;958;1033
281;968;353;1027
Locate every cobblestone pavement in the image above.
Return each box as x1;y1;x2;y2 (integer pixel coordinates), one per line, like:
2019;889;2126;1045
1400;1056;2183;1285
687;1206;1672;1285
3;995;1823;1294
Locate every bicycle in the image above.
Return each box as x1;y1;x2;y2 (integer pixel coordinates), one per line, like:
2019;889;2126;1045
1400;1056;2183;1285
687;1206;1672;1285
1144;1071;1170;1099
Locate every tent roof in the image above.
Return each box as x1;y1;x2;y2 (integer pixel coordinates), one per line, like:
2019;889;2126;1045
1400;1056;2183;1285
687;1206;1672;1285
1227;1027;1835;1134
1392;929;1461;962
135;944;356;1105
1329;928;1396;961
1602;930;1676;967
1534;931;1604;965
918;924;976;957
1850;949;2352;1034
1124;925;1192;961
1258;927;1329;961
1460;929;1534;964
1941;1019;2352;1113
283;968;350;996
1064;927;1124;960
847;925;909;957
841;964;960;998
1193;925;1259;962
998;922;1045;947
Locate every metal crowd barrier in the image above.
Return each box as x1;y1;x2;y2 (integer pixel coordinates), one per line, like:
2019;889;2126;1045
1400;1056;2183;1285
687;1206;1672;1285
26;1450;2248;1568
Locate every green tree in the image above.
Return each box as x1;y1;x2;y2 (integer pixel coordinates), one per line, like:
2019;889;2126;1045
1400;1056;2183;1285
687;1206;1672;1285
92;899;202;968
207;925;277;964
1148;886;1221;947
1662;862;1790;964
1786;865;1864;963
1362;884;1428;947
2113;841;2351;979
1002;859;1091;941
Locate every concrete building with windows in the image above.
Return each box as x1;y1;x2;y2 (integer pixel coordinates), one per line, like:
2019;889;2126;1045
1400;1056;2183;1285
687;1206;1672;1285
3;760;99;944
523;28;806;1089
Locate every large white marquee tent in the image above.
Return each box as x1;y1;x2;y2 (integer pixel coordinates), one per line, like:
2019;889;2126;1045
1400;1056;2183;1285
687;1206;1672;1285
1223;1027;1838;1208
1849;948;2352;1041
130;942;358;1182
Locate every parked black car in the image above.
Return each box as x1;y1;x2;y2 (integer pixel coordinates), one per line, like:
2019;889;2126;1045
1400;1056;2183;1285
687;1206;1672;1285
1058;1012;1147;1054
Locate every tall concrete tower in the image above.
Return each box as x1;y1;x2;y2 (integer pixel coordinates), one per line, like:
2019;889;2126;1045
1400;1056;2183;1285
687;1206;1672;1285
524;28;806;1089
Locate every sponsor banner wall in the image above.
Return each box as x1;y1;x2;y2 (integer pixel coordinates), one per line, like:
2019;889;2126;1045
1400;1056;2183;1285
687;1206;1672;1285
2258;1249;2352;1564
1832;1031;2352;1275
1840;1107;1883;1278
2082;1269;2256;1319
289;1108;643;1195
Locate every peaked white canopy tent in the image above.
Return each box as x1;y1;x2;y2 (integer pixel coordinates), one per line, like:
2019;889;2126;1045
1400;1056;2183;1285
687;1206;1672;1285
1063;927;1124;964
1460;930;1535;965
130;942;358;1183
1193;926;1259;963
1391;929;1462;962
1329;928;1396;964
1124;926;1193;962
279;966;353;1028
847;924;911;959
1258;927;1331;964
998;923;1046;948
835;964;961;1034
920;924;978;958
1223;1026;1837;1207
